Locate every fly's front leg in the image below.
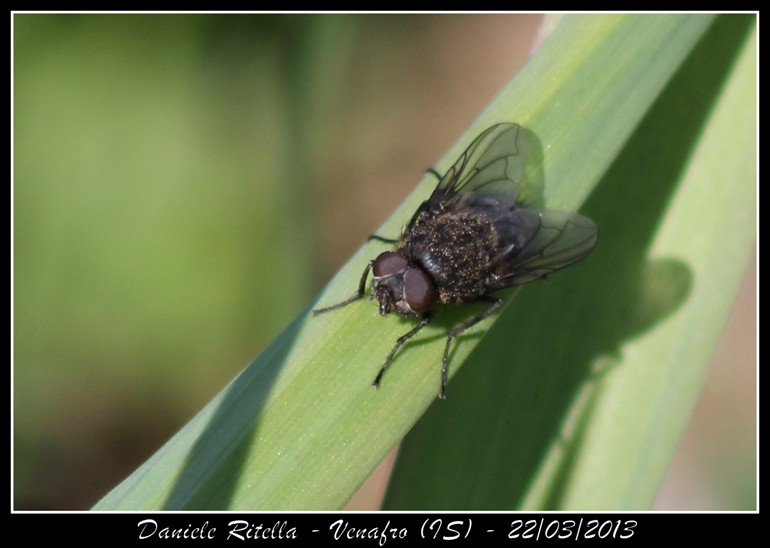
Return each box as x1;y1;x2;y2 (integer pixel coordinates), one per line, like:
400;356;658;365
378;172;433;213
373;313;432;389
440;296;502;399
313;261;373;315
368;235;399;244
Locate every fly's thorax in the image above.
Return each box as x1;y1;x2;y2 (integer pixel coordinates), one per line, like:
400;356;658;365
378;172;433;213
399;209;500;303
371;251;437;317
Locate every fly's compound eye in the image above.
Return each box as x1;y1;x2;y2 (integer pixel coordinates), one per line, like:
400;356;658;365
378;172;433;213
373;251;409;277
403;267;437;314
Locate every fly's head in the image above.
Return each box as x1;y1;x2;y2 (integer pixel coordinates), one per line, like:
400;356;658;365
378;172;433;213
371;251;437;317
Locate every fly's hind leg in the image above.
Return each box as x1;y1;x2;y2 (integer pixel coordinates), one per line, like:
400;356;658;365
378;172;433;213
440;296;502;399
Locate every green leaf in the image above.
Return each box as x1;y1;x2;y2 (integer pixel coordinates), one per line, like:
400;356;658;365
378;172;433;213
94;14;755;510
383;14;756;510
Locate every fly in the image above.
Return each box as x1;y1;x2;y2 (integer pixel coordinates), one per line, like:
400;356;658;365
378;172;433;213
313;123;598;398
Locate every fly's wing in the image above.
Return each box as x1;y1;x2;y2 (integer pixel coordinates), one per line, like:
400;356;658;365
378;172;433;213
429;123;530;212
488;208;598;289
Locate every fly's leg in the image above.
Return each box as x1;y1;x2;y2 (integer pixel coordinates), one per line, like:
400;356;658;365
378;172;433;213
373;313;432;389
312;261;373;315
368;235;399;244
440;297;502;399
368;169;442;245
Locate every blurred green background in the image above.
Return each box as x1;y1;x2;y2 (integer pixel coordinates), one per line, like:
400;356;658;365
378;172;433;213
13;14;755;510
